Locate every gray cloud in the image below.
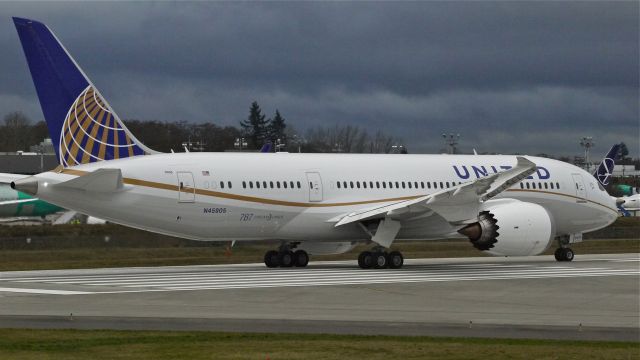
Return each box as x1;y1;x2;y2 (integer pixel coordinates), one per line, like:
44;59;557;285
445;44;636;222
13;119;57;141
0;1;637;157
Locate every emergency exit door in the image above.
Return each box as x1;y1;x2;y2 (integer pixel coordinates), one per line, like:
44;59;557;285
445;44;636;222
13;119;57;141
306;172;323;202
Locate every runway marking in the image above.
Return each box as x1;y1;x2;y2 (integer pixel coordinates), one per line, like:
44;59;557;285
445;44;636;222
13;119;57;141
0;287;92;295
0;261;638;295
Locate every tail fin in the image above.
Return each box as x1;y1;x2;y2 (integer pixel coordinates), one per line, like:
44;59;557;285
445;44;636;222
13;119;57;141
593;144;621;186
13;17;156;168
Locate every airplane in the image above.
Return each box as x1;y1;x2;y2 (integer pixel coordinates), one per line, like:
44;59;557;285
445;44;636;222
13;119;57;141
592;144;639;217
0;180;63;219
6;17;618;269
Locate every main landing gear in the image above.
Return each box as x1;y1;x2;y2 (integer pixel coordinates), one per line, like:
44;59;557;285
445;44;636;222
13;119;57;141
554;247;574;262
357;249;404;269
264;244;309;268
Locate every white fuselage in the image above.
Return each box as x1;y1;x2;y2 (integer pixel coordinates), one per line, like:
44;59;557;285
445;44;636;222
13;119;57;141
30;153;618;243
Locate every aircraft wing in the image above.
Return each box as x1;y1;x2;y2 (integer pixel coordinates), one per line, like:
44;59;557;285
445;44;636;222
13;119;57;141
0;173;31;184
335;156;537;228
0;198;39;206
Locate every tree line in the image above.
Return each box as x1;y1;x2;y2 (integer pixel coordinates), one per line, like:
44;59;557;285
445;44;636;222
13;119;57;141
0;102;399;154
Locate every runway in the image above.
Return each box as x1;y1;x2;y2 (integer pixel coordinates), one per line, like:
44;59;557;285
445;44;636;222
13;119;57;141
1;254;638;341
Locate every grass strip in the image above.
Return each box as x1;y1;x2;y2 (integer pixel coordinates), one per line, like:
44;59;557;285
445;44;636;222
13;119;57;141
0;329;638;360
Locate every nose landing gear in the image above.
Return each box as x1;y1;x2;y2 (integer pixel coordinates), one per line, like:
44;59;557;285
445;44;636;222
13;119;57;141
554;247;574;262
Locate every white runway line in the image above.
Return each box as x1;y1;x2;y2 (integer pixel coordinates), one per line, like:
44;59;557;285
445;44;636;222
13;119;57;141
1;260;638;295
0;287;93;295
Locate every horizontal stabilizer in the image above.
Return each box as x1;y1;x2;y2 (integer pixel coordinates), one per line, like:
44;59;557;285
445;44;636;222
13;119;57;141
55;168;123;192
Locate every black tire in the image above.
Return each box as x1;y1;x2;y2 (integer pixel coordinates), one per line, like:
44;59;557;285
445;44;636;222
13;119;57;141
293;250;309;267
373;252;388;269
554;248;564;262
564;248;574;262
279;250;295;267
358;251;374;269
387;251;404;269
264;250;280;268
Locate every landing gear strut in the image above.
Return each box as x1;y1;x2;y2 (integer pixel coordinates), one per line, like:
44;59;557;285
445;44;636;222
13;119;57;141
554;247;574;262
357;249;404;269
263;244;309;268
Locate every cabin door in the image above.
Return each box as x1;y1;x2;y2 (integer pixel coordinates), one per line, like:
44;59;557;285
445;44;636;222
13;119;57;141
177;171;196;203
306;172;323;202
571;174;587;200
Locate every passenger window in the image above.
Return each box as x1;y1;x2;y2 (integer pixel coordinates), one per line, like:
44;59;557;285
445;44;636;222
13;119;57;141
220;181;225;189
532;183;536;189
395;181;399;188
228;181;232;189
357;181;361;189
427;182;431;189
520;182;524;189
256;181;260;189
343;181;347;189
402;182;406;189
277;181;281;189
439;182;443;188
350;181;354;188
382;182;386;189
538;182;542;189
283;181;287;189
297;181;301;189
249;181;254;189
421;182;425;189
550;182;554;189
263;181;267;189
544;183;548;189
376;181;380;189
290;181;294;188
363;181;367;189
242;181;246;189
389;182;393;189
408;182;412;189
556;182;560;189
446;182;450;188
526;183;530;189
337;182;341;189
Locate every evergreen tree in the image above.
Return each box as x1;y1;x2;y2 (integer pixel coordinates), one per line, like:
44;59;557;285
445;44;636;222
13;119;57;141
240;101;270;149
268;109;287;146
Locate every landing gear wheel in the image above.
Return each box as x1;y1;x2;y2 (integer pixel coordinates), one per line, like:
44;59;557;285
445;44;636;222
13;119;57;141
554;248;575;262
554;248;564;262
358;251;374;269
293;250;309;267
387;251;404;269
563;248;574;262
279;250;295;267
264;250;280;268
373;252;388;269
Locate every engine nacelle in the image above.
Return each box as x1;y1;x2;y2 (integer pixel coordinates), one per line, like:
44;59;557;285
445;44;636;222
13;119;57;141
458;201;555;256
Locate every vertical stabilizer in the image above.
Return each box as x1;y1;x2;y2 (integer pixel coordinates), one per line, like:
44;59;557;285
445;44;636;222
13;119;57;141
13;17;157;168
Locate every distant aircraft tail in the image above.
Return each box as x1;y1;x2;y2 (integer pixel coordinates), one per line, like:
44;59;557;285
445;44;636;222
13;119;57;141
593;144;621;186
13;17;157;168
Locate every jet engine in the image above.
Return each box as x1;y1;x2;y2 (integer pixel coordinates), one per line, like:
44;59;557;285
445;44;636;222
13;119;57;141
458;201;555;256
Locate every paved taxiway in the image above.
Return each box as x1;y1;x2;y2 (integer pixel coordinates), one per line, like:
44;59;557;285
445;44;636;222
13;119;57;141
0;254;638;341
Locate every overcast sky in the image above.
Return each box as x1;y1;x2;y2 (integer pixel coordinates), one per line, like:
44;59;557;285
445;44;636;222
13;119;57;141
1;1;638;157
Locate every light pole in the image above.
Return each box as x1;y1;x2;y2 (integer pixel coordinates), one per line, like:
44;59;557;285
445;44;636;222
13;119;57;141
442;133;460;154
234;137;248;151
579;136;594;171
